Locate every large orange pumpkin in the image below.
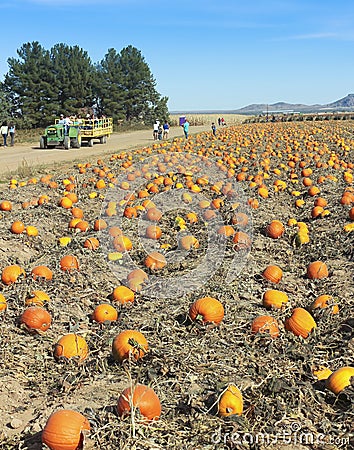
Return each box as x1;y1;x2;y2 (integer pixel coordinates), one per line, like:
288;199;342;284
92;304;118;323
54;334;88;361
60;255;79;272
112;330;148;362
285;307;317;338
262;265;283;284
251;315;280;338
112;285;135;304
306;261;329;279
262;289;288;309
117;384;161;421
20;306;51;333
10;220;25;234
31;265;53;281
42;409;90;450
189;297;224;325
144;251;167;270
265;220;285;239
325;366;354;395
218;384;243;417
232;231;252;250
1;264;25;285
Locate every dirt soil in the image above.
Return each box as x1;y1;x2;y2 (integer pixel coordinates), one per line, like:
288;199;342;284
0;126;211;176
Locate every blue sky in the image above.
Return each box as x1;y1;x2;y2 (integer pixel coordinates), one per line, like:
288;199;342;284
0;0;353;111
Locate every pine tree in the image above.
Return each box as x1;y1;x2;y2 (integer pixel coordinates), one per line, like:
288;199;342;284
4;42;55;127
50;43;95;115
97;45;169;124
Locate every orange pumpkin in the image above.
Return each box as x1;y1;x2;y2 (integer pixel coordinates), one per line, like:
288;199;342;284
251;315;280;338
145;207;162;222
285;307;317;338
117;384;161;421
218;384;243;417
25;290;50;307
54;334;88;361
262;289;289;309
0;200;12;211
74;220;90;232
127;269;148;282
314;197;328;208
20;306;51;333
93;218;107;230
113;235;133;252
1;264;25;285
42;409;90;450
232;231;252;250
92;303;118;323
262;265;283;284
112;285;135;304
108;226;123;237
0;293;7;312
179;235;200;250
325;366;354;395
10;220;25;234
349;207;354;221
59;196;73;209
83;237;99;250
265;220;285;239
123;206;138;218
60;255;79;272
232;212;249;228
112;330;148;362
145;225;162;240
217;225;236;237
71;207;84;219
310;294;339;314
306;261;329;279
189;297;224;325
144;251;167;270
31;265;53;281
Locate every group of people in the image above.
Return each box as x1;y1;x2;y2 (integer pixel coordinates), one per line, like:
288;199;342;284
153;119;170;140
0;122;15;147
218;117;226;126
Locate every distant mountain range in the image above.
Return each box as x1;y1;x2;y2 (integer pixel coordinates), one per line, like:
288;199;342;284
234;94;354;115
171;94;354;115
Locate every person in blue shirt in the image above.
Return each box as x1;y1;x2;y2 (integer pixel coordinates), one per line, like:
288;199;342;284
163;120;170;139
211;122;217;136
183;119;189;139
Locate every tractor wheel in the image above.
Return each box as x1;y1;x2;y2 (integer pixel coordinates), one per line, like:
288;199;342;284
40;137;47;149
72;136;81;149
99;135;107;144
88;139;94;147
64;136;71;150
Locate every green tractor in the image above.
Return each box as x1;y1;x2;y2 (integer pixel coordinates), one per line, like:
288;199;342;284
40;123;81;150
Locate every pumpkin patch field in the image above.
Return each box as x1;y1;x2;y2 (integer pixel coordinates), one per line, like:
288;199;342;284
0;121;353;449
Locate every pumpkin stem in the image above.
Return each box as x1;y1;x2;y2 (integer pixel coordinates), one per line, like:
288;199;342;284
195;313;205;323
128;338;147;354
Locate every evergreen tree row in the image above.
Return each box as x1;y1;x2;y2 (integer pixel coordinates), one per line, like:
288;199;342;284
0;42;169;128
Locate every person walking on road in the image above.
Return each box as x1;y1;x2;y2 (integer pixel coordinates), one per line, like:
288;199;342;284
1;122;8;147
183;118;190;139
9;123;15;146
153;120;159;140
163;120;170;139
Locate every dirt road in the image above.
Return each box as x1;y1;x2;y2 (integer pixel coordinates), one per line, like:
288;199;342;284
0;125;211;177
